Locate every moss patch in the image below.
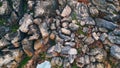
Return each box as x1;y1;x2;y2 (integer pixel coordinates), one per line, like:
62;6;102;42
0;18;6;25
18;56;32;68
0;2;2;7
11;24;19;32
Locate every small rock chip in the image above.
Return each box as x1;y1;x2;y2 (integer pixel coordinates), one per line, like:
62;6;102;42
61;5;71;17
69;23;79;31
34;40;43;51
92;32;99;40
110;45;120;59
68;48;77;55
61;28;71;35
85;37;94;45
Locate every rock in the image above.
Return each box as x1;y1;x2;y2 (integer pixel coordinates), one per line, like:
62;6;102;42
63;58;71;68
59;31;71;41
86;63;96;68
99;33;108;42
90;56;96;62
34;39;43;51
28;1;34;10
85;37;94;45
110;45;120;59
89;6;99;17
11;49;23;63
61;46;71;55
61;5;71;17
22;38;34;57
28;24;40;40
76;3;89;18
0;0;11;15
84;55;90;64
54;43;62;53
113;29;120;36
69;23;79;31
61;28;71;35
68;55;76;63
68;48;77;55
62;22;69;28
96;63;104;68
99;28;108;33
85;17;96;25
0;37;10;48
95;18;118;30
0;26;10;38
92;32;99;40
64;42;75;47
83;27;89;33
39;22;49;39
11;0;22;16
8;11;18;24
82;45;89;54
76;57;85;68
95;53;105;62
51;57;63;66
19;14;33;33
108;35;120;44
0;54;14;67
50;23;56;30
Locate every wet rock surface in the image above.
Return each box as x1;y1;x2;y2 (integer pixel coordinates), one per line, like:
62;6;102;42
0;0;120;68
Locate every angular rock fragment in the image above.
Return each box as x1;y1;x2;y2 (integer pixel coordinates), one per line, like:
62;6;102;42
61;5;71;17
61;28;71;35
19;14;33;33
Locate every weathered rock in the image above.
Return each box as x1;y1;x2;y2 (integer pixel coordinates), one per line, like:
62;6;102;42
34;39;43;51
99;28;108;33
61;5;71;17
19;14;33;33
64;42;75;47
62;22;69;28
84;37;94;45
108;35;120;44
68;48;77;55
61;46;71;55
90;56;96;62
92;32;99;40
85;17;96;25
113;29;120;36
84;55;90;64
61;28;71;35
110;45;120;59
0;54;14;67
0;0;11;15
0;26;10;38
22;38;34;57
28;24;40;40
28;1;34;10
96;63;104;68
51;57;63;66
82;45;89;54
0;37;10;48
99;33;108;42
69;23;79;31
76;57;85;68
95;18;118;30
89;6;99;17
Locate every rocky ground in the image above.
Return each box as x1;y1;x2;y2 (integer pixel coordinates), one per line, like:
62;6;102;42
0;0;120;68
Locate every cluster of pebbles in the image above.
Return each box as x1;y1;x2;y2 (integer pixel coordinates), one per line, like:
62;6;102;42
0;0;120;68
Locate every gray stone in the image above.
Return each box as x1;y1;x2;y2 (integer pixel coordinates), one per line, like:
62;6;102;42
84;55;90;64
19;14;33;33
61;5;71;17
64;42;75;47
69;23;79;31
61;28;71;35
99;28;108;33
0;0;11;15
110;45;120;59
108;35;120;44
113;29;120;36
99;33;108;42
85;17;96;25
92;32;99;40
0;38;10;48
89;6;99;17
85;37;94;45
95;18;118;30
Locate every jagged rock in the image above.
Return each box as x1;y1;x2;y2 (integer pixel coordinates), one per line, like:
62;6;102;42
0;26;10;38
0;0;11;15
110;45;120;59
92;32;99;40
84;37;94;45
61;5;71;17
51;57;63;66
95;18;118;30
0;37;10;48
61;28;71;35
69;23;79;31
34;39;44;51
108;35;120;44
19;14;33;33
64;42;76;47
22;38;34;57
89;6;99;17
